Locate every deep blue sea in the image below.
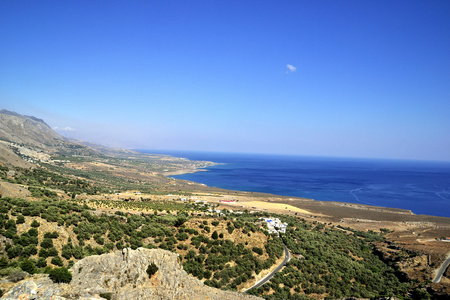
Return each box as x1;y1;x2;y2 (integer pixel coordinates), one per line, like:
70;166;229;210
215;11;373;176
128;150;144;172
139;150;450;218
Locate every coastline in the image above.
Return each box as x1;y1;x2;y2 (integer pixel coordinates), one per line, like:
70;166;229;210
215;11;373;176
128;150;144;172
162;168;211;176
163;151;450;218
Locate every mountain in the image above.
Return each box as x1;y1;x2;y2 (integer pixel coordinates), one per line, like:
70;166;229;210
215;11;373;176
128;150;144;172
0;109;157;161
0;110;66;148
0;110;100;167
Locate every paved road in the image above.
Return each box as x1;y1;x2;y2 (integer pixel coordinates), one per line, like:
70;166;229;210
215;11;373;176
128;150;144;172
244;244;291;292
433;253;450;283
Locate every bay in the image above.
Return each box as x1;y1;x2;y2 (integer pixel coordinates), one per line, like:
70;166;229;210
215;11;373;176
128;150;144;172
139;150;450;218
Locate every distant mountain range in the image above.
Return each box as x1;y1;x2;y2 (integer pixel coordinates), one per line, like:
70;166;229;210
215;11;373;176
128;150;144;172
0;109;145;166
0;109;103;167
0;109;211;171
0;109;67;148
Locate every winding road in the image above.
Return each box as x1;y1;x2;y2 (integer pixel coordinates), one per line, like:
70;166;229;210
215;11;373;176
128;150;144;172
244;243;291;292
432;253;450;283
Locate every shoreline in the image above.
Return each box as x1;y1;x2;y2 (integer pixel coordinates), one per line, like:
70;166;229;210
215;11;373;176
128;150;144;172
161;153;450;219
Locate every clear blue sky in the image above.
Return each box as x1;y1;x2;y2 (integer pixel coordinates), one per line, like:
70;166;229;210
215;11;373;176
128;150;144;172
1;1;449;161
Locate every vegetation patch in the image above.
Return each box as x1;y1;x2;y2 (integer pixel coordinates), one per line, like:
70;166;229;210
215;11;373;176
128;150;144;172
146;263;158;278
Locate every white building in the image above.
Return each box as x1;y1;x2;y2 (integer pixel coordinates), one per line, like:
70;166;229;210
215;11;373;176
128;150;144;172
261;217;288;234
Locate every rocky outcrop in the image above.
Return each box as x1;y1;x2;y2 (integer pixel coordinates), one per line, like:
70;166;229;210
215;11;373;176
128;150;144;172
1;248;262;300
0;274;65;300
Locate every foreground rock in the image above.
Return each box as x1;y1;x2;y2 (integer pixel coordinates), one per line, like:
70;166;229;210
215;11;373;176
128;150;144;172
1;248;261;300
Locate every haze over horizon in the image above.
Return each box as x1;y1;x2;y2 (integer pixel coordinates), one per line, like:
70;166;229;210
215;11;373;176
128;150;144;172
1;1;449;162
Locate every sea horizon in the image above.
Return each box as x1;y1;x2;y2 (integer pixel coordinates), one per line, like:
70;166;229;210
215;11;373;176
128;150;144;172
138;149;450;218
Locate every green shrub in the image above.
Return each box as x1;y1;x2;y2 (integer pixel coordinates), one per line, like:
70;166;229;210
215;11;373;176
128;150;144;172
16;215;25;224
38;248;49;258
51;256;63;267
44;231;59;239
28;228;38;237
36;257;47;268
99;293;112;300
252;247;263;255
146;263;158;278
49;267;72;283
19;259;36;274
40;238;53;249
47;247;58;257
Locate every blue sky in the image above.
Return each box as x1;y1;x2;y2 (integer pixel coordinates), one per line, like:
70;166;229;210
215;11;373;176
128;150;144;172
1;1;449;161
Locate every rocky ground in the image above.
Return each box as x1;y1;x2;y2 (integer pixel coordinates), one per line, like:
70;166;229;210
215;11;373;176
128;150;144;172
0;248;262;300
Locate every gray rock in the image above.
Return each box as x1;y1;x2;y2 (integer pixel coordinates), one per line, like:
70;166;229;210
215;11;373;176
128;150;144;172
1;248;261;300
1;274;64;300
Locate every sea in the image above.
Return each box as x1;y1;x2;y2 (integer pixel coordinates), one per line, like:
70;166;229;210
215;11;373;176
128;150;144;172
139;150;450;218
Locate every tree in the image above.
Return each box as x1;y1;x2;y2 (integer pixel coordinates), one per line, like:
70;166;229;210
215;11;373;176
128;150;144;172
28;228;38;237
40;238;53;249
23;244;38;256
62;244;73;259
31;220;40;227
49;267;72;283
20;259;36;274
51;256;63;267
212;231;218;240
36;257;47;268
16;214;25;224
38;248;49;258
47;247;59;257
146;263;158;278
175;216;187;227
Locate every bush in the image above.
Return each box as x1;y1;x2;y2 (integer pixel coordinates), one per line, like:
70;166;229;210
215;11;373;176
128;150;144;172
30;220;40;227
99;293;112;300
40;238;53;249
19;259;36;274
252;247;263;255
146;263;158;278
38;248;49;258
28;228;38;237
62;245;73;259
23;245;38;257
176;232;189;241
36;257;47;268
49;267;72;283
47;247;58;257
51;256;63;267
44;231;59;239
16;215;25;224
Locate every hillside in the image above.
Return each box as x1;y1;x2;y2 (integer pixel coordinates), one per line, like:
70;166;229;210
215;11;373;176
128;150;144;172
1;248;261;300
0;110;65;149
0;109;449;299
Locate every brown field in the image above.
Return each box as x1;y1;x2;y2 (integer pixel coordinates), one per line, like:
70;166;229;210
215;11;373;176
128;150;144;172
239;200;312;214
